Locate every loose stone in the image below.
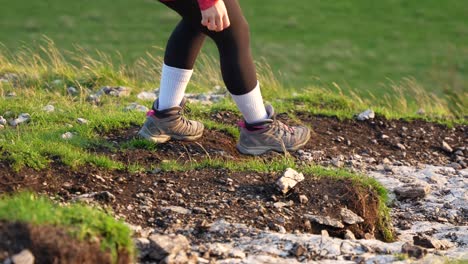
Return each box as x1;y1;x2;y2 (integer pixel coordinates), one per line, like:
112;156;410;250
9;113;31;127
441;141;453;153
124;103;149;112
394;183;430;200
344;229;356;240
299;195;309;204
10;249;35;264
67;86;78;95
357;109;375;121
304;214;344;228
161;206;192;215
413;234;454;250
61;132;74;140
43;105;55;112
401;242;427;259
148;234;190;261
275;168;305;194
97;86;131;97
0;116;6;125
340;208;364;225
137;91;157;101
76;118;88;124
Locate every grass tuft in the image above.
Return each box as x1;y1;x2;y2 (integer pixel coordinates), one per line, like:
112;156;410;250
0;192;135;262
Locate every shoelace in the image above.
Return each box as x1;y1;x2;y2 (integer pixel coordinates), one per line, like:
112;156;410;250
272;119;295;136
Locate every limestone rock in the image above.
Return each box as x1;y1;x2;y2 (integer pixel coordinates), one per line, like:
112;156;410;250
394;183;430;200
0;116;6;125
441;141;453;153
61;132;74;140
97;86;131;97
10;249;34;264
275;168;305;194
357;109;375;121
304;214;344;228
162;206;192;215
401;242;427;259
9;113;30;127
344;229;356;240
148;234;190;261
340;208;364;225
299;195;309;204
77;118;88;124
137;91;157;101
413;234;454;250
124;103;149;112
43;105;55;112
67;86;78;95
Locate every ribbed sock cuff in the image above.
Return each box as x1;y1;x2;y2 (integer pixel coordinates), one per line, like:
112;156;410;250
231;82;268;124
157;64;193;110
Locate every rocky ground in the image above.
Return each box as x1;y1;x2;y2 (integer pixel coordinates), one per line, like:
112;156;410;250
1;107;467;263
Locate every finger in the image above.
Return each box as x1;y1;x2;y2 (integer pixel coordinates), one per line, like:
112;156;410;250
201;17;209;27
222;15;230;29
215;15;223;31
208;19;217;31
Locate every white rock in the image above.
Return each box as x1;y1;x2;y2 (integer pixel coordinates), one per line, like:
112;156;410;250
67;86;78;95
9;113;31;126
86;94;100;104
161;206;192;215
304;214;344;228
124;103;149;112
10;249;35;264
97;86;131;97
0;116;6;125
43;105;55;112
275;168;305;194
0;124;4;129
299;195;309;204
357;109;375;121
137;91;157;101
61;132;74;140
340;208;364;225
442;141;453;153
76;118;88;124
52;79;63;85
148;234;190;260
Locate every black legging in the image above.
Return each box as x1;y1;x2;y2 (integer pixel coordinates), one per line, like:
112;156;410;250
159;0;257;95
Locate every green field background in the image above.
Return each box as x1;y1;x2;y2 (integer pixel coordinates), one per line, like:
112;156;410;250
1;0;467;97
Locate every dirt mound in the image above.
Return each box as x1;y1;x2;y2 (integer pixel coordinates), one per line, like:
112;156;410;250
0;221;131;264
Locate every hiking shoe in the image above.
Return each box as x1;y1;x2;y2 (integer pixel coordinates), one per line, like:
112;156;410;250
236;105;310;155
138;98;204;143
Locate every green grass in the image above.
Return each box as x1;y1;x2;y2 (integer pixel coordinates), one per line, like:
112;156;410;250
0;192;135;262
0;0;466;104
0;43;465;170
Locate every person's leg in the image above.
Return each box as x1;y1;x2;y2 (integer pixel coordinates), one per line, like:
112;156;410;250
156;1;206;110
197;0;310;154
138;1;206;143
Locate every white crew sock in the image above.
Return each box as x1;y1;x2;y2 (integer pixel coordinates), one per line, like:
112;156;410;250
156;63;193;110
231;82;268;124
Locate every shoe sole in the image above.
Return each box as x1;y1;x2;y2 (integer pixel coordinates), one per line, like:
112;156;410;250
236;130;311;156
138;128;203;143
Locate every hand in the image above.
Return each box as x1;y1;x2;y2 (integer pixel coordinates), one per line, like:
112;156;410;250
201;0;231;32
